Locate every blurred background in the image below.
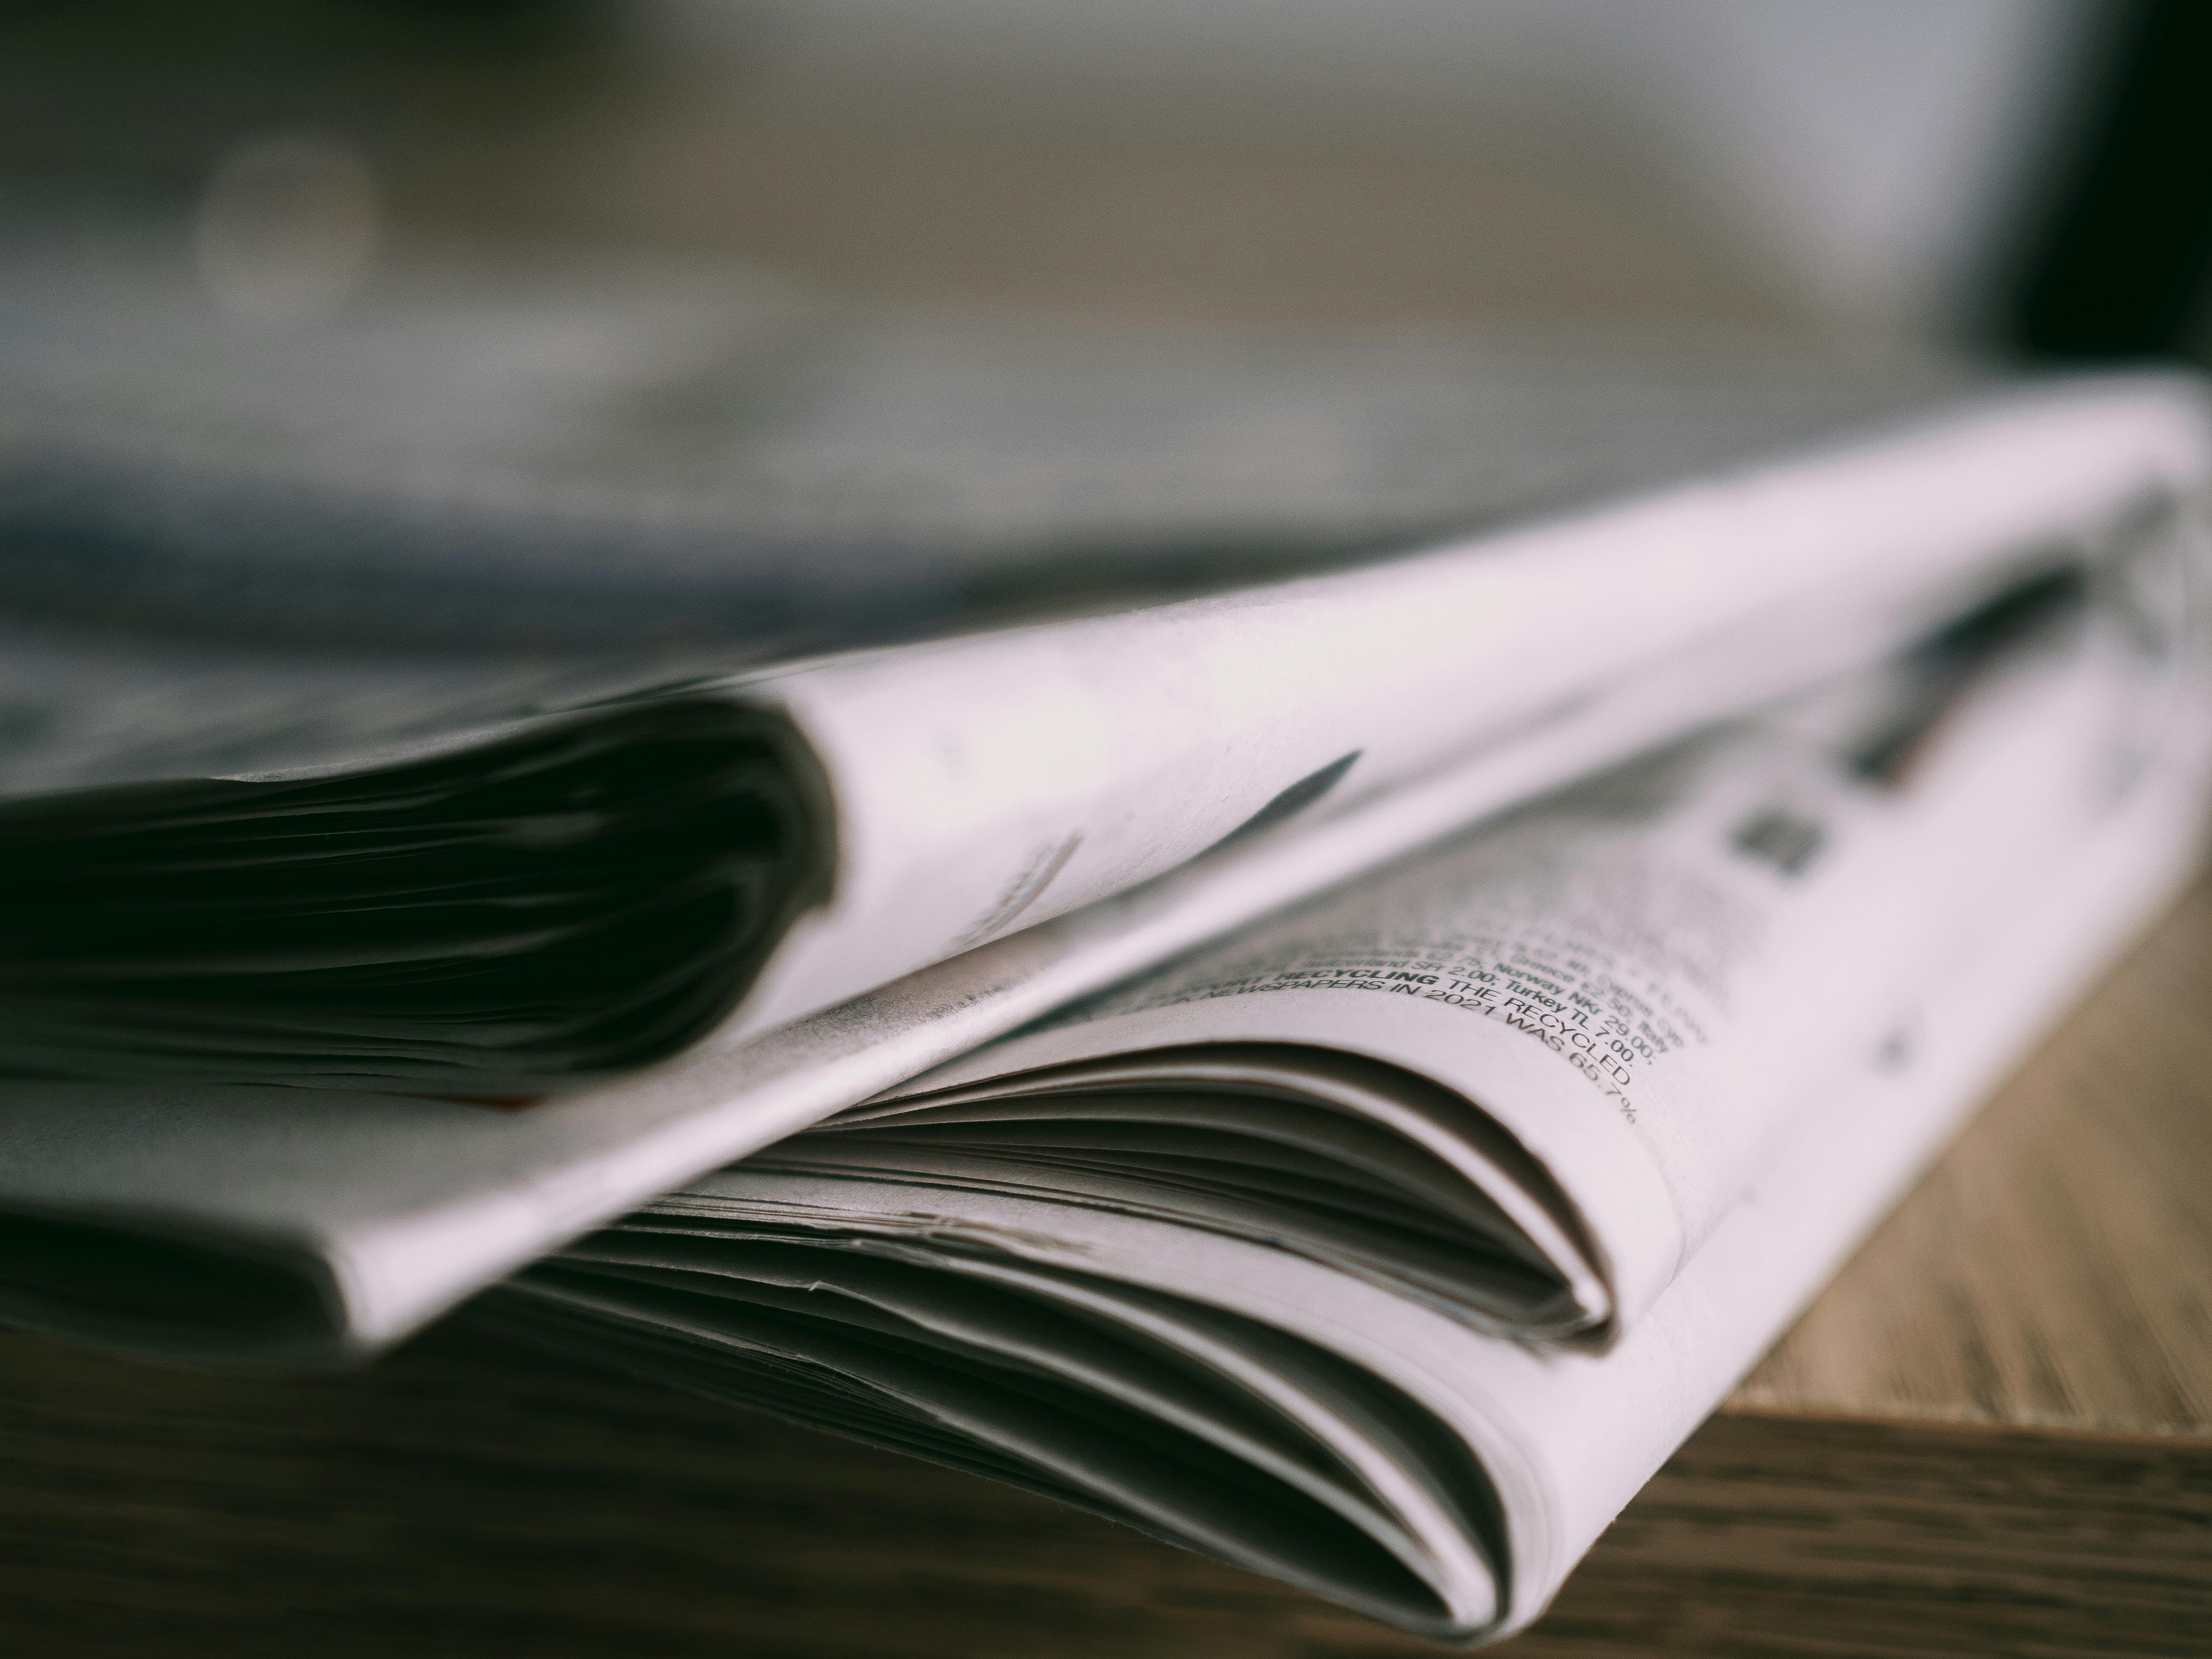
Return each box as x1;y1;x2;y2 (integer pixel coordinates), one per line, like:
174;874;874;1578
2;0;2205;354
2;0;2209;658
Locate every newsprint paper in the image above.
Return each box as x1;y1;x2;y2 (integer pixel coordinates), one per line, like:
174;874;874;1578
0;497;2206;1639
0;326;2206;1641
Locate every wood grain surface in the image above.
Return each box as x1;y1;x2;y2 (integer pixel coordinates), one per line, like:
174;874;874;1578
3;878;2209;1657
1737;873;2212;1436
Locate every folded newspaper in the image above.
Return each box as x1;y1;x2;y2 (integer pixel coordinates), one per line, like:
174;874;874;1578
0;271;2200;1094
2;257;2209;1644
494;604;2209;1642
3;540;2204;1644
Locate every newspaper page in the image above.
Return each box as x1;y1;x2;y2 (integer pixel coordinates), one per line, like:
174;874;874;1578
0;638;1918;1367
0;527;2195;1368
812;550;2182;1337
477;574;2212;1643
496;708;2206;1642
2;371;2200;1089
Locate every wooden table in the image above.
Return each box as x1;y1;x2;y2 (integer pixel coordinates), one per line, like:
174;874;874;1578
4;879;2209;1658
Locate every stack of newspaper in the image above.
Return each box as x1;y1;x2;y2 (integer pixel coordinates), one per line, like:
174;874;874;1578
3;253;2208;1643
